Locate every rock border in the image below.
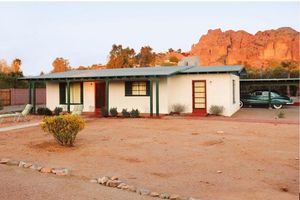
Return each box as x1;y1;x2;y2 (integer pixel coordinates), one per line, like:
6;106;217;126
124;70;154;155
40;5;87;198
1;157;199;200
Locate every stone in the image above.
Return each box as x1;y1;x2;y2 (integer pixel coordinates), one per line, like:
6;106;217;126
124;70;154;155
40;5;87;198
18;161;27;167
89;179;98;183
98;176;109;185
217;170;222;173
40;167;52;173
127;185;137;192
170;194;181;200
111;176;119;181
188;197;200;200
117;183;127;189
23;163;33;168
150;192;160;197
216;131;224;134
106;180;122;187
0;158;10;164
160;193;170;199
121;185;129;190
30;164;42;171
6;160;19;166
53;168;71;176
137;188;150;195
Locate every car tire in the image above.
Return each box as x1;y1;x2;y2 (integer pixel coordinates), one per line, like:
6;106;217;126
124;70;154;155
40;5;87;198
239;100;244;108
273;104;283;109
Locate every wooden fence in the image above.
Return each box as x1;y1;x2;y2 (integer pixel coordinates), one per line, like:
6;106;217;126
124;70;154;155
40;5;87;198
0;88;46;106
0;89;11;106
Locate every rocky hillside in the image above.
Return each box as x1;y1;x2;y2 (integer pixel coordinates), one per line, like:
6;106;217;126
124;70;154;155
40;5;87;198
190;27;300;68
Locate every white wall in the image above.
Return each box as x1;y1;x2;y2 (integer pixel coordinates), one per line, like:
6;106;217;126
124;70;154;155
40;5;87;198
108;77;168;114
83;82;95;112
46;82;60;110
167;74;240;116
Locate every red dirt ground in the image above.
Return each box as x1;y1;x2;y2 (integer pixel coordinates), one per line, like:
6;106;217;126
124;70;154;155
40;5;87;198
0;109;298;200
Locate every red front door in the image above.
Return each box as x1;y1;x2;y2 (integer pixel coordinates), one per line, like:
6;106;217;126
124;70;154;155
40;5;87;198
192;80;207;114
95;82;106;112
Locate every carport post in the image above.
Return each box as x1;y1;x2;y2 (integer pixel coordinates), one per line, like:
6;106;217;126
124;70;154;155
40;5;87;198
268;86;271;109
105;79;109;115
156;78;159;117
28;81;32;105
149;79;153;117
67;80;70;112
32;81;36;114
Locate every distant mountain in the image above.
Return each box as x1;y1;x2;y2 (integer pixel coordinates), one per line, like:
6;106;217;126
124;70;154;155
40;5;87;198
189;27;299;68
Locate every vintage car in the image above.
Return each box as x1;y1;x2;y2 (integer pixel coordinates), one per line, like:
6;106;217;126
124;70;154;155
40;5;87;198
240;91;293;109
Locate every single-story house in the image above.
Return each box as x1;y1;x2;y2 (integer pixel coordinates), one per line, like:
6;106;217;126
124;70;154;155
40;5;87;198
22;65;245;117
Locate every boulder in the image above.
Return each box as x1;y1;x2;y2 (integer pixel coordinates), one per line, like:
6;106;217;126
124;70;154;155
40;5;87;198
127;185;137;192
160;193;170;199
40;167;52;173
6;160;19;166
98;176;109;185
0;158;10;164
150;192;160;197
170;194;181;200
137;188;150;195
51;168;71;176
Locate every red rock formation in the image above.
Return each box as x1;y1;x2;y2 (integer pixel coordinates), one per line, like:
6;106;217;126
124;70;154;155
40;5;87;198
190;27;300;68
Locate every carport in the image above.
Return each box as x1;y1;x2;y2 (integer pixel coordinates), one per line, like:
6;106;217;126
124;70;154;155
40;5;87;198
240;78;300;108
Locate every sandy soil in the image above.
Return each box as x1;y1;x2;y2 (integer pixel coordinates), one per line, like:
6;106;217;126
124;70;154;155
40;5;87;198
0;115;43;128
0;112;298;200
0;164;152;200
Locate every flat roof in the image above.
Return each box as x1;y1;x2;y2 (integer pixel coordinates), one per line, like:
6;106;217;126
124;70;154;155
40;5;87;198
21;65;245;81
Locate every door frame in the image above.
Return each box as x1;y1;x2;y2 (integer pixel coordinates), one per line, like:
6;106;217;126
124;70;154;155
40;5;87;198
94;81;106;112
192;80;207;114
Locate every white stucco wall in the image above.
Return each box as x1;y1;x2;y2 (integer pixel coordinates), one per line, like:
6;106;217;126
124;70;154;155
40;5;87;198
46;82;60;110
108;77;168;114
83;82;95;112
167;74;240;116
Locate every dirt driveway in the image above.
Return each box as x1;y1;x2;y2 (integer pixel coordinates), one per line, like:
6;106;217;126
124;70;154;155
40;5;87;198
0;114;298;200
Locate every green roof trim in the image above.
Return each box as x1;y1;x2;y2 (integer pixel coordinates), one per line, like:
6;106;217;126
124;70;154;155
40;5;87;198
21;65;245;81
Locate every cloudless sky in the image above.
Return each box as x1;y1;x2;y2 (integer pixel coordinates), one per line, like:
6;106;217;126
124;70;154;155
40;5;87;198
0;2;299;75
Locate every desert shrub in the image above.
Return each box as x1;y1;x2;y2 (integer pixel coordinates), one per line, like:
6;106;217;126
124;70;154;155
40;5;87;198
53;107;63;116
109;107;118;117
41;114;85;146
130;109;140;118
100;107;108;117
170;103;185;114
209;105;224;116
37;107;52;116
0;99;3;110
277;111;285;118
122;108;130;118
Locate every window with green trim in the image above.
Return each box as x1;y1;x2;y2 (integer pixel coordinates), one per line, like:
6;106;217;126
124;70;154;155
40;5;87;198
59;82;83;104
125;81;150;96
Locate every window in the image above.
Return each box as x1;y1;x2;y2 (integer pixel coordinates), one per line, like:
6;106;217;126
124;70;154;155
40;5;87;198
125;81;150;96
59;82;83;104
232;80;236;104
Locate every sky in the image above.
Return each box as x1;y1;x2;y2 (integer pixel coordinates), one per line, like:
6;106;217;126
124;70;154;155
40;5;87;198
0;2;299;75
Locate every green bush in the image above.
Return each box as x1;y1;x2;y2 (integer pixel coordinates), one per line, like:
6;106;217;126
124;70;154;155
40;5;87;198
209;105;224;116
54;107;63;116
121;108;130;118
100;107;108;117
37;107;52;116
130;109;140;118
0;99;3;110
109;107;118;117
170;103;185;114
41;114;85;146
277;111;285;118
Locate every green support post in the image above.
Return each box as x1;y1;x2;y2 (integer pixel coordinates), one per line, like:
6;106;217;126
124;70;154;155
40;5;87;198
67;80;70;112
268;86;271;109
105;79;109;114
156;79;159;117
28;81;32;104
149;79;153;117
32;82;36;114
